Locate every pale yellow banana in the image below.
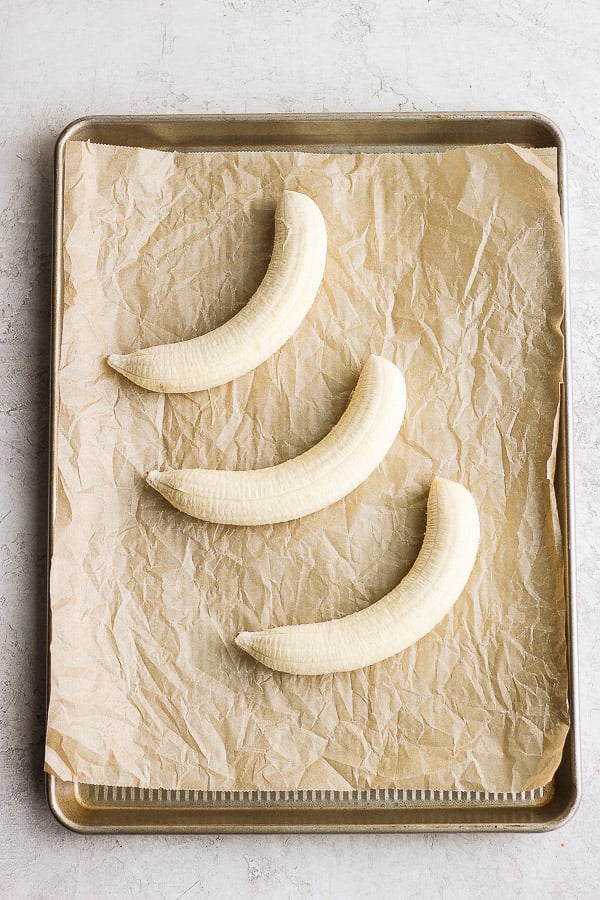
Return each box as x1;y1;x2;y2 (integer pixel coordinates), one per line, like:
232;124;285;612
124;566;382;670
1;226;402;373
147;355;406;525
235;477;479;674
107;190;327;393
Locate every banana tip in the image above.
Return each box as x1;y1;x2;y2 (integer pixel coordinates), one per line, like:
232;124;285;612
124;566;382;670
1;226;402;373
146;469;161;489
280;189;318;220
107;353;126;373
235;632;252;652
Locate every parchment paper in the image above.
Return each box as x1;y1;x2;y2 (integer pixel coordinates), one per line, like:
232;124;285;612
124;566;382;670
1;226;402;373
45;140;569;792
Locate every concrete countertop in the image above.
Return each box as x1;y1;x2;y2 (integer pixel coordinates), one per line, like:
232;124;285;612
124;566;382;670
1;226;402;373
1;1;597;897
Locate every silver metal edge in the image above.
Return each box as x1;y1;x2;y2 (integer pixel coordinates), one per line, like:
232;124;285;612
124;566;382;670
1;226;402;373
45;123;70;830
533;112;581;830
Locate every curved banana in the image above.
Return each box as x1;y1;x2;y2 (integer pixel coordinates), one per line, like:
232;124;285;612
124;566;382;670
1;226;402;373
107;190;327;393
235;477;479;674
147;355;406;525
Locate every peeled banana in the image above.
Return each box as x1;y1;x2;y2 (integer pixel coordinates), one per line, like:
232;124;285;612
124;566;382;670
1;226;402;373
147;355;407;525
235;477;479;674
108;190;327;393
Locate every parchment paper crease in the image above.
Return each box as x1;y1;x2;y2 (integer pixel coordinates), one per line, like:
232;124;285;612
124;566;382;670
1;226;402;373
45;140;569;792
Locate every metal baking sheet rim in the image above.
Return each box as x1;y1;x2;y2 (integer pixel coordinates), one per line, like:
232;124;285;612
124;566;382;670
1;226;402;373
46;112;580;833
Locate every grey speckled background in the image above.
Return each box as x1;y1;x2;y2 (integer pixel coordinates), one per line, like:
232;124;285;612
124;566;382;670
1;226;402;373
0;1;597;897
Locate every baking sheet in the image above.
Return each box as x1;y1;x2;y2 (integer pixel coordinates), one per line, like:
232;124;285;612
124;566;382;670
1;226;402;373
46;138;569;794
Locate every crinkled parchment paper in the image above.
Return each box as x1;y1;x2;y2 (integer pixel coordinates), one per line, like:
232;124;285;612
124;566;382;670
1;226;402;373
45;140;569;792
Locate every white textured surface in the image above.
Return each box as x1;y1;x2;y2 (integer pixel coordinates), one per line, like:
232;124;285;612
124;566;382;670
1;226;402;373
0;0;597;897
